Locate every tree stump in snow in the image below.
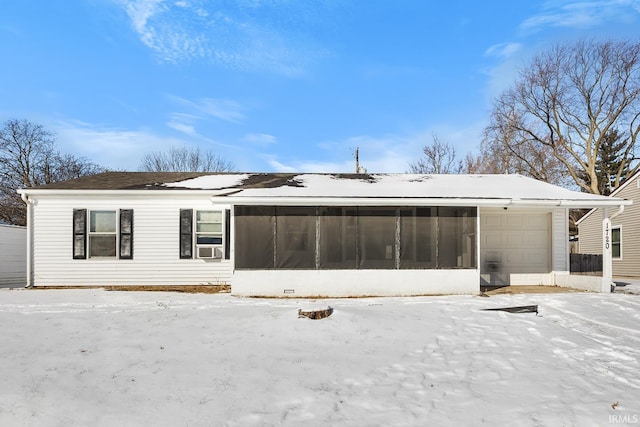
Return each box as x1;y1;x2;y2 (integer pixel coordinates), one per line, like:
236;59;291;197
298;306;333;319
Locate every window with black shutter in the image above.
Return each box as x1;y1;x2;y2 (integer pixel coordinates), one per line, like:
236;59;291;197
73;208;134;260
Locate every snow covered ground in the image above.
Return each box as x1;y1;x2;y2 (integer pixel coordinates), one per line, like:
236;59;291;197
0;289;639;426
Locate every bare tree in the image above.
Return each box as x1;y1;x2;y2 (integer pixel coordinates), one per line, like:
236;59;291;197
0;119;106;225
410;134;462;174
480;115;570;185
483;39;640;194
139;146;235;172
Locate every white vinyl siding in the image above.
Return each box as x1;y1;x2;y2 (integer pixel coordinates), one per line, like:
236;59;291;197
552;208;569;271
0;224;26;286
577;209;603;255
31;194;232;286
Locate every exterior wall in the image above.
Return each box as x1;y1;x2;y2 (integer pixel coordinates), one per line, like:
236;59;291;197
30;193;233;286
578;175;640;278
555;272;610;293
232;269;480;297
577;210;604;254
0;224;26;286
551;208;569;272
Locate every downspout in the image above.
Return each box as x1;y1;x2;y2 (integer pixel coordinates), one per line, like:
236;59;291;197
20;193;34;288
603;204;625;293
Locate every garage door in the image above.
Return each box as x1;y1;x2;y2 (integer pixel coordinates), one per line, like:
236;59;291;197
480;211;550;286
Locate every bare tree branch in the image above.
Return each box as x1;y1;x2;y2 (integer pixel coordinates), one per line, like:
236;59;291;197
409;134;462;174
139;146;235;172
484;39;640;194
0;119;106;225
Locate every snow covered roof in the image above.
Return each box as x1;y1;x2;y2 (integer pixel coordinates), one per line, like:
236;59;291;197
20;172;630;208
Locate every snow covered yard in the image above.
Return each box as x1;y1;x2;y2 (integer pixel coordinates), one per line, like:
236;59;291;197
0;290;639;426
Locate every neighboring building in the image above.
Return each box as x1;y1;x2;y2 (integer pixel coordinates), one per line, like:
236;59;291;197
577;170;640;279
0;223;26;286
18;172;629;296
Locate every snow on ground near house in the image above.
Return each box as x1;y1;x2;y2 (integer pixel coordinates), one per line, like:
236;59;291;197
0;290;639;426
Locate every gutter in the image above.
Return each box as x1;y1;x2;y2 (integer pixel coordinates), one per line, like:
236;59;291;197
608;204;625;220
210;196;631;209
20;193;34;288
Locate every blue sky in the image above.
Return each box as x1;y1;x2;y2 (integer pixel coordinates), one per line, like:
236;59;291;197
1;1;640;173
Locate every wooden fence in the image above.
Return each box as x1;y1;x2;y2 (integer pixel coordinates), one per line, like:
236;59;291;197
570;253;603;273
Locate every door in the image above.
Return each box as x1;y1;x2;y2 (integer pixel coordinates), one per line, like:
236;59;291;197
480;210;550;287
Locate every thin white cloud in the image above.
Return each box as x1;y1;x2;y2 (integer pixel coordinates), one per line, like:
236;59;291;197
243;133;277;146
113;0;329;75
167;120;196;136
267;158;298;173
168;95;245;123
54;120;192;170
484;42;522;59
521;0;640;31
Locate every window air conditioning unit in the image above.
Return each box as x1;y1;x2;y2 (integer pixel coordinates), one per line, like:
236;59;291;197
197;245;223;259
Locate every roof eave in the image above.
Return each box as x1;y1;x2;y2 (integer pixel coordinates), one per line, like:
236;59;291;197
211;195;632;208
17;188;218;196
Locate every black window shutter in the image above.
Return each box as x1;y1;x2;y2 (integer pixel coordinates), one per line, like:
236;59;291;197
72;209;87;259
224;209;231;260
180;209;193;259
119;209;134;259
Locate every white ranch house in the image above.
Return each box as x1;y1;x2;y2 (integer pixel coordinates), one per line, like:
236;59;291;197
18;172;630;296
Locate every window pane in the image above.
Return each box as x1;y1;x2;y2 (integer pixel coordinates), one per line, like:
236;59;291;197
319;207;357;269
235;206;275;269
89;235;116;257
197;236;223;245
400;208;436;269
612;228;621;243
612;228;621;258
197;211;222;222
358;208;396;269
275;207;316;269
90;211;116;233
196;223;222;233
612;243;621;258
438;207;477;268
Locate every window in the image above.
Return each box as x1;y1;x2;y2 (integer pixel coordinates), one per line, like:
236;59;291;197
400;208;436;269
196;211;223;245
276;207;316;269
235;205;477;270
89;211;117;257
319;207;357;269
612;226;621;259
235;206;275;268
73;209;133;259
179;209;230;260
358;208;396;269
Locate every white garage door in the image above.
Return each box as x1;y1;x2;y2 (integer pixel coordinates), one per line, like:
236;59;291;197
480;211;550;286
